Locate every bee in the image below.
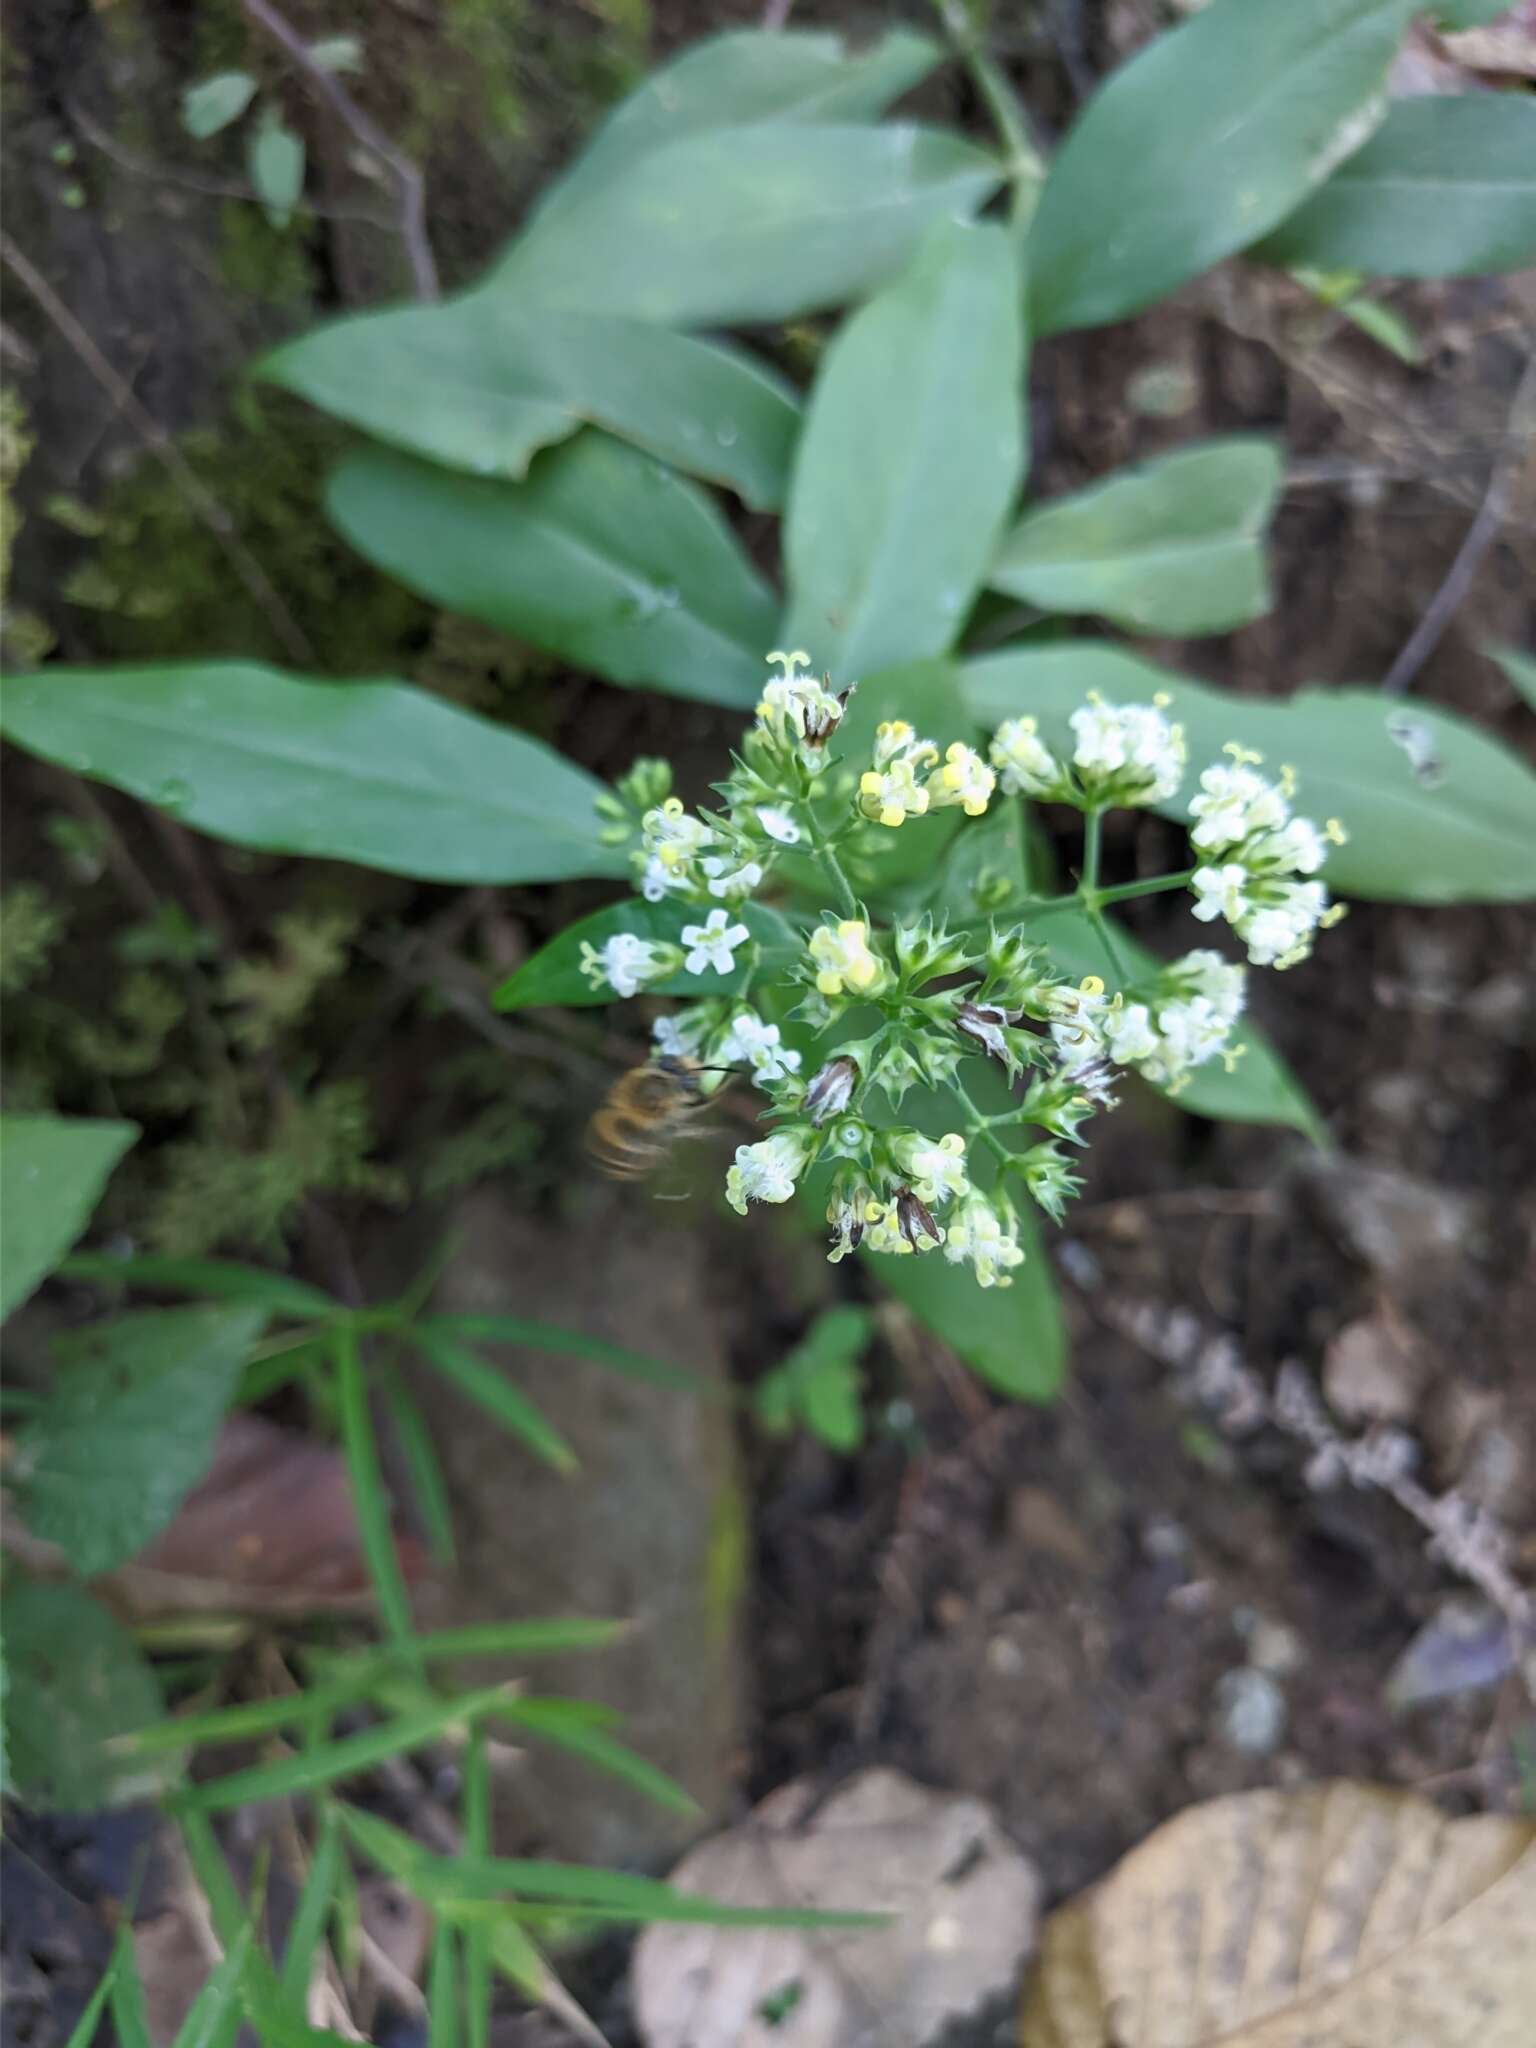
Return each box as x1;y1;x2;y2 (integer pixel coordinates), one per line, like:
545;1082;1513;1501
585;1055;722;1183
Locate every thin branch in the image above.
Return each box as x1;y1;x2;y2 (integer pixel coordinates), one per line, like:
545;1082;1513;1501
0;231;318;669
240;0;439;301
1381;350;1536;695
66;97;400;232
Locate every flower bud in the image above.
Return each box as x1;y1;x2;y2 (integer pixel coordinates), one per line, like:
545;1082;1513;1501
804;1053;859;1126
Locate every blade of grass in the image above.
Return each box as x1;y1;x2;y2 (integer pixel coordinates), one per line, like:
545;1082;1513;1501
108;1930;154;2048
63;1253;334;1317
114;1675;368;1757
171;1917;254;2048
423;1313;700;1392
179;1681;515;1814
409;1326;576;1473
177;1809;246;1944
428;1920;463;2048
464;1729;492;2048
279;1806;342;2006
334;1322;417;1649
64;1936;124;2048
383;1364;456;1567
336;1807;885;1928
319;1616;629;1673
496;1696;698;1817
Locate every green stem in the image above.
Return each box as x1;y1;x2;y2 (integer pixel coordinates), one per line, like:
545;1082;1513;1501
1025;867;1198;919
927;0;1044;201
805;818;860;920
947;1069;1013;1170
1081;807;1104;894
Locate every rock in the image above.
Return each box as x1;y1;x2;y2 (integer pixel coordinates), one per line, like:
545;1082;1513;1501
1384;1597;1514;1713
1322;1316;1426;1426
1298;1158;1479;1287
402;1188;748;1869
1244;1616;1305;1679
1213;1668;1287;1756
631;1769;1040;2048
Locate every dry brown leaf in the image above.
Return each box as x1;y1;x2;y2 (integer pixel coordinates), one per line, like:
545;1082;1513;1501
1019;1781;1536;2047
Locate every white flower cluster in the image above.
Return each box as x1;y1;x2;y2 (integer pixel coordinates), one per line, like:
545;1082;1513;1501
988;693;1185;809
1054;951;1247;1097
579;908;751;999
1188;749;1346;968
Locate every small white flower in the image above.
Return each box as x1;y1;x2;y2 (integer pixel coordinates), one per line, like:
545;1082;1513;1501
701;855;764;901
1140;996;1231;1087
719;1011;801;1083
808;920;886;998
1102;1000;1159;1066
756;806;802;845
925;741;996;818
725;1128;814;1214
942;1195;1026;1288
1249;816;1326;876
1187;759;1288;853
642;796;714;863
1236;881;1329;968
897;1131;970;1206
858;754;930;828
638;855;673;903
1191;863;1252;925
757;651;846;764
1176;950;1247;1028
989;716;1065;798
579;933;671;999
681;908;750;976
1069;696;1186;804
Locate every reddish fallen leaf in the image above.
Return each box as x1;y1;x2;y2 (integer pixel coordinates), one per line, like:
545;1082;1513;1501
5;1414;427;1620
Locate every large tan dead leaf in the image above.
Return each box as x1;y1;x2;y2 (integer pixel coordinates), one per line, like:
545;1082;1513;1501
633;1767;1040;2048
1020;1781;1536;2047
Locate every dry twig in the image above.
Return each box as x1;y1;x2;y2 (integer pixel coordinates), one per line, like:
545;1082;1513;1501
240;0;439;301
0;231;317;669
1381;349;1536;695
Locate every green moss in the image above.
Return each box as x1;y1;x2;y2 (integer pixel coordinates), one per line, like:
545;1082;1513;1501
147;1078;405;1257
0;885;68;997
217;200;313;308
59;394;427;671
218;908;357;1052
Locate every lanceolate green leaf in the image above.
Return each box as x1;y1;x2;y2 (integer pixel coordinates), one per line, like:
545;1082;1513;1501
1036;906;1325;1143
867;1200;1064;1401
1254;94;1536;279
261;305;801;511
494;898;803;1011
0;664;625;885
410;1326;577;1473
0;1114;137;1320
1489;645;1536;714
16;1304;265;1574
989;439;1283;636
1026;0;1416;335
327;435;777;708
532;27;941;223
488;125;1003;326
63;1252;333;1318
964;644;1536;904
782;222;1025;679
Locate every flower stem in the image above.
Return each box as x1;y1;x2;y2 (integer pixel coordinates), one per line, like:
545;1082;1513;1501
1026;867;1198;919
1081;807;1104;894
948;1070;1013;1169
805;819;860;920
926;0;1043;213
